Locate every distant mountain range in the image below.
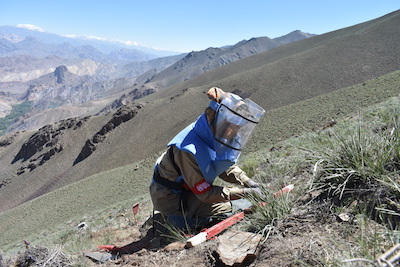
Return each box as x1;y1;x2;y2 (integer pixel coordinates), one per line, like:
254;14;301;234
0;25;314;59
0;24;180;58
0;25;315;132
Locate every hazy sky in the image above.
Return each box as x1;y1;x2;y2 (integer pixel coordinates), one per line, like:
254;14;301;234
0;0;398;52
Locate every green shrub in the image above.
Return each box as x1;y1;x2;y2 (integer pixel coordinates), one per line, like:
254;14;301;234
301;99;400;231
0;101;32;135
307;114;400;198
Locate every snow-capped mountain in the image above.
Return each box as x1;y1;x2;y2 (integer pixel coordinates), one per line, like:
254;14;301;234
0;24;180;57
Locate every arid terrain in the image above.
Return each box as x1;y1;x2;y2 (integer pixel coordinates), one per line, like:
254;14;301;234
1;10;400;267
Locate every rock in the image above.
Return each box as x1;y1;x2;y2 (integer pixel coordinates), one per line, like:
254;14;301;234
54;65;68;84
73;140;96;165
337;212;353;222
12;117;87;175
216;230;262;266
13;124;56;162
74;102;143;165
0;135;14;147
162;241;186;251
13;117;87;163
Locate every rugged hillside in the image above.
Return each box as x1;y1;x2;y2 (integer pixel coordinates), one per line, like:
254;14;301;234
0;25;185;131
0;56;186;132
0;93;17;117
148;37;281;87
99;32;315;119
0;30;311;133
0;10;399;215
143;30;315;91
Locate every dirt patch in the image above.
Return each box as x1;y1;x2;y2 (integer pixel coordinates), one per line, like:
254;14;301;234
76;201;374;267
100;245;213;267
2;192;390;267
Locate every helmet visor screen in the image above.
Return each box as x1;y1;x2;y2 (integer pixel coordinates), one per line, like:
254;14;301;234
214;104;257;151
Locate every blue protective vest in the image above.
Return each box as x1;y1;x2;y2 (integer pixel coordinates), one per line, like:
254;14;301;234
167;113;240;184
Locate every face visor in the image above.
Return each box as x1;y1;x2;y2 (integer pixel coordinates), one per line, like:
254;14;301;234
213;93;265;156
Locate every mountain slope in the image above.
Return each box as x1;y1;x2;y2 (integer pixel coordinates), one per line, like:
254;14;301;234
148;37;281;87
0;30;311;132
0;53;186;131
103;32;315;114
1;68;400;253
273;29;316;44
151;9;400;113
0;10;399;214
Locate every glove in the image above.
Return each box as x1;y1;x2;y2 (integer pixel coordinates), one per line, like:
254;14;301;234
242;187;265;198
245;180;262;188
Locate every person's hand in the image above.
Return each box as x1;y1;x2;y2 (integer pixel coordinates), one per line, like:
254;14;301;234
242;187;265;198
245;180;262;188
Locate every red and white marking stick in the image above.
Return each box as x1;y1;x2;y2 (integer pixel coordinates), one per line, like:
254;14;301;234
186;184;294;248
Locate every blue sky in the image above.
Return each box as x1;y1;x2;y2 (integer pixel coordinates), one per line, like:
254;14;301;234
0;0;398;52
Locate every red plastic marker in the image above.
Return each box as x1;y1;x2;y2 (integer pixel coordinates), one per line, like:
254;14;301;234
186;184;294;248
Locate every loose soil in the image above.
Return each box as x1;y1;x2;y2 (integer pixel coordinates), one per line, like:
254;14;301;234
87;198;385;266
86;204;376;267
6;191;389;267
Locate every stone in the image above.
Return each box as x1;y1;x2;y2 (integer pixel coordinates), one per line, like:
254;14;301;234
216;230;263;266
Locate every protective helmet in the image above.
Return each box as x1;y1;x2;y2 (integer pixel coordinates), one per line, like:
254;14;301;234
208;89;265;157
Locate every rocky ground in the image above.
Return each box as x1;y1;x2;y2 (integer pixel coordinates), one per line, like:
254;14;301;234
4;189;391;267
